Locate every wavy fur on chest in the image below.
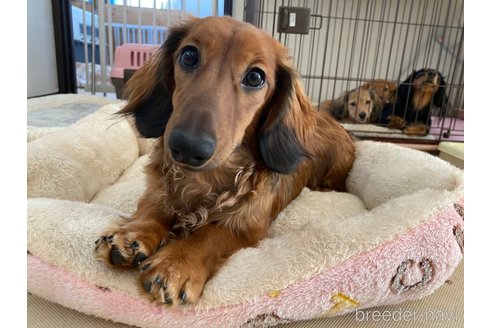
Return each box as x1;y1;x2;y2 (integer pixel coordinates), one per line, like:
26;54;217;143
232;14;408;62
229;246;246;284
146;139;269;235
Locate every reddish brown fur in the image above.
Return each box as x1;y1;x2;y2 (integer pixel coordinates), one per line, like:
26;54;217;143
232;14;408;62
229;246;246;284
360;80;397;105
95;17;355;306
410;74;440;112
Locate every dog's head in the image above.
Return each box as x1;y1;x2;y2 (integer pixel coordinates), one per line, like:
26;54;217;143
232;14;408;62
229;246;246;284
402;68;447;110
326;88;374;123
361;80;397;105
346;88;375;123
120;16;310;174
326;88;376;124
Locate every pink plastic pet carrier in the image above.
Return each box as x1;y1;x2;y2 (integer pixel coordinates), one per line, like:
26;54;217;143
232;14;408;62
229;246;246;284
110;44;160;99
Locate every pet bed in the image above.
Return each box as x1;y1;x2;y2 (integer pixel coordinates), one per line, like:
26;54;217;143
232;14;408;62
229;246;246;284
27;100;464;328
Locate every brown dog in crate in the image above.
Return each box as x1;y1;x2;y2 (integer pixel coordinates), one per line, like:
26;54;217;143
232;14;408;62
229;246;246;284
360;80;398;106
382;68;447;135
319;87;382;124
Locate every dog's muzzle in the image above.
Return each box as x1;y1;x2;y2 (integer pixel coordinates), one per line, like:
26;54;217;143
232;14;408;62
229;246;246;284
423;69;439;84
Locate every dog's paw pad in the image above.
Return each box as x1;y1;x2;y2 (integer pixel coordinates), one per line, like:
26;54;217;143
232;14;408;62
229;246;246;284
94;231;152;268
109;245;127;266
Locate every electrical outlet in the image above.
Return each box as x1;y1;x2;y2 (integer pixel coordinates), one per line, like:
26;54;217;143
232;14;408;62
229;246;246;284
277;7;311;34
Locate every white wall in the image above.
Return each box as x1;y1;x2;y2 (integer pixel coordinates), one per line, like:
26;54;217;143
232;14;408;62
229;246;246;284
27;0;58;97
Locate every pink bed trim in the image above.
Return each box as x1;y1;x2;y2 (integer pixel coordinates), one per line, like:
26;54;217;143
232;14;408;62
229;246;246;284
28;200;464;327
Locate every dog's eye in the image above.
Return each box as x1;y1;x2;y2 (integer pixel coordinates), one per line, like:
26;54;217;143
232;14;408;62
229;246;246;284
179;46;199;69
366;100;371;105
242;68;265;89
350;102;356;107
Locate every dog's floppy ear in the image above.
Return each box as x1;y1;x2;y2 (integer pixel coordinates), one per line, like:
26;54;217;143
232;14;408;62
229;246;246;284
369;89;383;123
257;61;310;174
433;73;448;108
328;92;349;121
118;22;193;138
396;71;416;107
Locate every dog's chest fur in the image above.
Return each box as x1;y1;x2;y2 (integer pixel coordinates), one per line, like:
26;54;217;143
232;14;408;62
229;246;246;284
149;140;263;234
412;89;434;111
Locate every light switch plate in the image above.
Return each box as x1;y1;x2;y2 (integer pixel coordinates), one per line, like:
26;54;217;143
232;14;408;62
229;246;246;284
277;7;311;34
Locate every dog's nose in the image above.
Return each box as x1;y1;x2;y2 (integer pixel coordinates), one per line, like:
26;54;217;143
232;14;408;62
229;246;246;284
358;112;367;119
168;128;216;167
426;70;437;78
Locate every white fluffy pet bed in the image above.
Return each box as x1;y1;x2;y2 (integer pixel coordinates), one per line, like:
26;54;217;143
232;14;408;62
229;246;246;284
27;101;464;328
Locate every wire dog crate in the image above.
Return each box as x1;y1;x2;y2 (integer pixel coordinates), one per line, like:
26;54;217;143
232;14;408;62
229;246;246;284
245;0;464;145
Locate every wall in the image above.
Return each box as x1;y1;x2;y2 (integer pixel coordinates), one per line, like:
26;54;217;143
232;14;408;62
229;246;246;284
27;0;59;97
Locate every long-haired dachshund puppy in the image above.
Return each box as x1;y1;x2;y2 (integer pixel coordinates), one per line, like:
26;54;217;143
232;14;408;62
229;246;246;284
94;16;355;306
360;79;397;105
383;68;447;135
319;87;382;124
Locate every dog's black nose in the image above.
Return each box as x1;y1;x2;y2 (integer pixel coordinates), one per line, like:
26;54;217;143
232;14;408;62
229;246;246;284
168;128;216;167
358;112;367;119
426;70;437;78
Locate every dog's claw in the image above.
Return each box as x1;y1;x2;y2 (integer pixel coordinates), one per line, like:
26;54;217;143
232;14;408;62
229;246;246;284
132;252;147;266
140;263;150;272
179;290;187;304
95;236;106;245
130;241;139;250
164;292;172;304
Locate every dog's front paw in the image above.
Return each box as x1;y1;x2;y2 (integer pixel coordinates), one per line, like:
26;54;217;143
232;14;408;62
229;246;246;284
94;219;168;268
139;242;210;306
387;115;407;130
403;124;429;136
